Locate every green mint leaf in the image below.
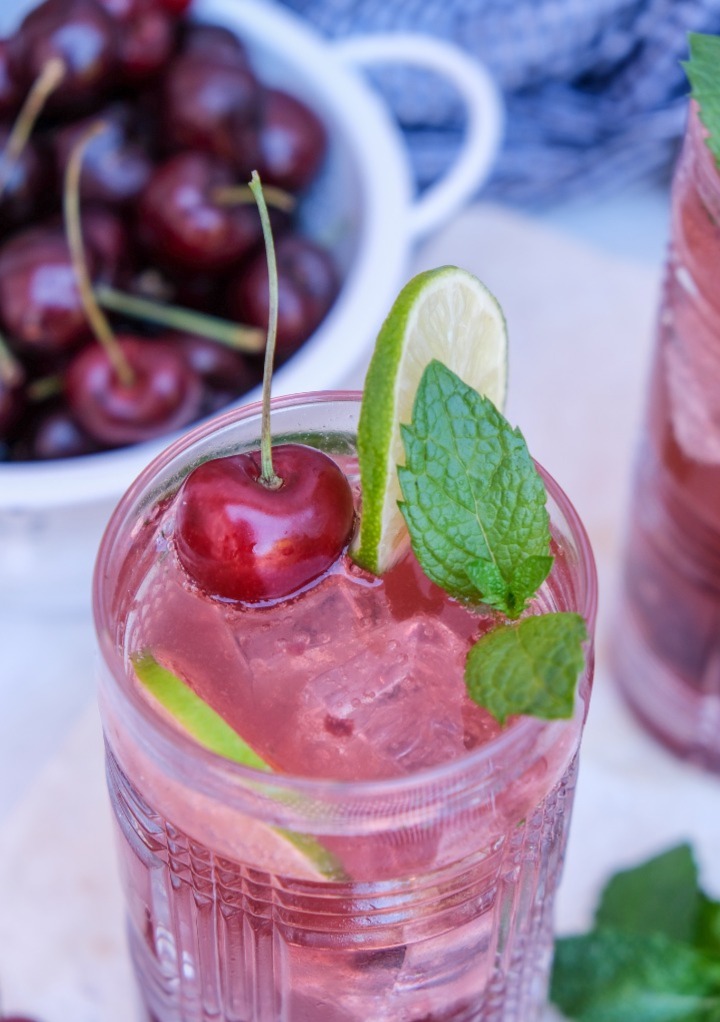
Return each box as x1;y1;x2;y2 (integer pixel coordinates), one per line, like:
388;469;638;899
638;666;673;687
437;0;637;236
464;612;587;724
551;930;720;1022
684;33;720;171
595;844;702;945
697;894;720;959
465;557;509;612
133;653;272;771
398;360;552;616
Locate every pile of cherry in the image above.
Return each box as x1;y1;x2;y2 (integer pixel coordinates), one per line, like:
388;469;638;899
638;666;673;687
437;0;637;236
0;0;338;461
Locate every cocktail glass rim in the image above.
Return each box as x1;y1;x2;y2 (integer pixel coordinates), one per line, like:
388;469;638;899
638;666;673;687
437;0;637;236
94;390;598;809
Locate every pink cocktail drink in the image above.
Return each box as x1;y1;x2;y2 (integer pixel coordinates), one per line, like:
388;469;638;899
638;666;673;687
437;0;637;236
95;393;597;1022
614;101;720;769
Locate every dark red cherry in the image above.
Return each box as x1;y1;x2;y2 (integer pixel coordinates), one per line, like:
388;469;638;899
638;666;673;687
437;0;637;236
178;23;252;68
0;128;51;231
11;399;100;459
161;52;260;174
96;0;176;83
257;88;327;193
80;205;133;284
228;235;339;359
176;334;261;414
0;226;93;354
64;335;203;445
156;0;192;13
0;39;23;120
8;0;118;114
137;152;263;271
0;375;24;438
174;444;356;603
53;105;154;207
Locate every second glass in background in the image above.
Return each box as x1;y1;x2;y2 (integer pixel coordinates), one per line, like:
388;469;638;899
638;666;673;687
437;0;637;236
614;100;720;771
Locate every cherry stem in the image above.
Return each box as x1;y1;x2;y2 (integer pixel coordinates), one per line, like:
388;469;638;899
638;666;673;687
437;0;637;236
0;57;66;197
212;184;296;214
95;285;265;354
27;373;63;402
0;332;23;387
63;121;135;387
249;170;282;490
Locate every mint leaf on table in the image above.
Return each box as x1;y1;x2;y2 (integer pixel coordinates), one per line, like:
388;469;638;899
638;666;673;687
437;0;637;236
697;894;720;960
595;844;703;945
398;360;552;618
684;33;720;170
551;930;720;1022
551;844;720;1022
465;612;587;724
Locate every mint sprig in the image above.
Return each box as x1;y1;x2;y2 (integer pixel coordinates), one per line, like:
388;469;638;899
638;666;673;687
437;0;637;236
684;33;720;171
465;613;588;725
397;360;587;724
398;360;552;618
551;844;720;1021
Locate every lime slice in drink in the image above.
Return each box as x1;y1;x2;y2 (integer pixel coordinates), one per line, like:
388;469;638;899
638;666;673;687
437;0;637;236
132;653;344;879
353;265;508;574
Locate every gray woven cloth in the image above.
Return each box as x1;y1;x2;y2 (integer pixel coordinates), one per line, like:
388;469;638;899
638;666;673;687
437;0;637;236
276;0;720;204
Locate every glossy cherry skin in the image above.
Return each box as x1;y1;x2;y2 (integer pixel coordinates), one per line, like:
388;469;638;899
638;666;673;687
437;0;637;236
97;0;176;83
175;444;356;603
53;105;154;207
0;226;93;354
8;0;118;114
257;88;327;193
0;129;50;231
64;335;202;445
161;52;260;174
228;235;339;359
137;152;264;271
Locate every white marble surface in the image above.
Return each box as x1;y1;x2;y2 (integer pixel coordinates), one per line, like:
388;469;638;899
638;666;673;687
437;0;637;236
2;193;720;1020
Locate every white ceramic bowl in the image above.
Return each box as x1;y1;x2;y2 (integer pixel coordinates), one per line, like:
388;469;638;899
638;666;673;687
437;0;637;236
0;0;503;612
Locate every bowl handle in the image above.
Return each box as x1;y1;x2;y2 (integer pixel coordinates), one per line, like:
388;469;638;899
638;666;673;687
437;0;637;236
333;33;503;241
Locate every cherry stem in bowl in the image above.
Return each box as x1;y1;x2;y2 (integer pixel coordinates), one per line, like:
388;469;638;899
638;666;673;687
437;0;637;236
213;183;296;214
0;332;23;387
0;57;66;197
63;120;135;387
249;170;282;490
95;285;265;354
26;374;63;402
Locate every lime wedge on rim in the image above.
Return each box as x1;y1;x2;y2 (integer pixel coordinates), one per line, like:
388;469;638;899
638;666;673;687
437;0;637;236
353;265;508;575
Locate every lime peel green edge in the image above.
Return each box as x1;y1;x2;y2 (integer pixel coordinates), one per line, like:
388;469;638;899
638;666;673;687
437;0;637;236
132;653;346;880
353;265;458;574
132;653;271;770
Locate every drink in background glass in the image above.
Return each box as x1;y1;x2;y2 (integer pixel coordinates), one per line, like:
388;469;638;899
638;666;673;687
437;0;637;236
613;101;720;771
94;393;597;1022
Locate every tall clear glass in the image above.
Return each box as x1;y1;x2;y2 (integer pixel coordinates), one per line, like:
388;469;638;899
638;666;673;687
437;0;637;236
614;102;720;771
94;392;597;1022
